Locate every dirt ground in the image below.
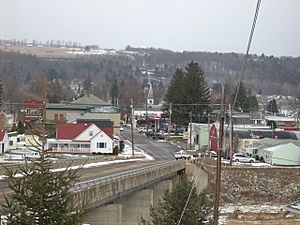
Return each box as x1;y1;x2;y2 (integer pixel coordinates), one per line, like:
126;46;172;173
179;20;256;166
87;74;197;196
223;212;300;225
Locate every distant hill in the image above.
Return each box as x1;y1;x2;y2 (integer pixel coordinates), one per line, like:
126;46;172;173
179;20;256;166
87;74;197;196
0;44;299;106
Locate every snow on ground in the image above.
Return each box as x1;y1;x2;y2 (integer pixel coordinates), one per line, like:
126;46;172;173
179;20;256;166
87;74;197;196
0;143;154;179
220;204;285;214
119;142;154;161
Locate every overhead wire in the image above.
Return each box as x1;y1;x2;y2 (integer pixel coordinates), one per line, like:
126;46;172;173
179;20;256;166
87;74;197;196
177;1;263;224
233;0;262;109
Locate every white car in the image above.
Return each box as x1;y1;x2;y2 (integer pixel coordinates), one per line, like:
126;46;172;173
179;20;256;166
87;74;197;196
174;150;191;160
233;153;256;163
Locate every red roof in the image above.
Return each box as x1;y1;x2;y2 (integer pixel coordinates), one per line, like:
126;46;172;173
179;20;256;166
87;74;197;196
0;130;5;142
56;123;92;140
100;127;113;139
24;98;44;105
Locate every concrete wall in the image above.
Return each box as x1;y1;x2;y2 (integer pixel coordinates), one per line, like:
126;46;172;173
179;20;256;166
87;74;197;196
82;179;174;225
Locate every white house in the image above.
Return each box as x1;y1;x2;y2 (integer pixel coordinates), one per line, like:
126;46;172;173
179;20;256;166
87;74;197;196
0;130;9;154
47;123;114;154
8;131;18;150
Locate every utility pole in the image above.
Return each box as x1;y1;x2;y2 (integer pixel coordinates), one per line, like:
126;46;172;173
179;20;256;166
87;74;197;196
207;112;210;151
168;103;172;140
146;94;149;134
229;104;233;165
213;84;225;225
130;98;134;157
189;111;192;149
0;80;4;113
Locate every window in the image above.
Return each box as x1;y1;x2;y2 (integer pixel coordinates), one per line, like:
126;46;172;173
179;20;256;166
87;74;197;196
54;114;58;121
89;131;93;136
97;142;107;148
9;140;13;146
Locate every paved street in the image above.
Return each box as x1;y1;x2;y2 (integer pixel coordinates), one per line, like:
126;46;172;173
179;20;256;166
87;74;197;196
120;127;181;160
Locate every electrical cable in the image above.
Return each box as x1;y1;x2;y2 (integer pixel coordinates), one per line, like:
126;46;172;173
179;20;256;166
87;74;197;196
233;0;262;109
177;1;263;224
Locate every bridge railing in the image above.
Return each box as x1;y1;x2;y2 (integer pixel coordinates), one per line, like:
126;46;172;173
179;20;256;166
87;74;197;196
72;160;185;192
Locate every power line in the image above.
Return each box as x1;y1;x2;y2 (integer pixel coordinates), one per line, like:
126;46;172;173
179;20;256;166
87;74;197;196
177;1;263;224
233;0;262;109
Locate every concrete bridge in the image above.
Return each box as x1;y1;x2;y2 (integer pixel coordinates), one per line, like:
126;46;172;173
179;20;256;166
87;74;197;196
72;160;185;211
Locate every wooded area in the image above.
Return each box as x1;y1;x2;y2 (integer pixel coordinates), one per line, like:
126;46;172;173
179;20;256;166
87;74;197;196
0;46;299;107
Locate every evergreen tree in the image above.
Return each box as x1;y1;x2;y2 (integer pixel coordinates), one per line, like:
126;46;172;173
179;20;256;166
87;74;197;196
17;121;25;134
110;78;119;106
248;95;259;112
2;115;84;224
267;99;279;113
10;123;18;132
232;81;249;112
165;62;211;125
0;80;3;108
140;176;213;225
83;74;92;94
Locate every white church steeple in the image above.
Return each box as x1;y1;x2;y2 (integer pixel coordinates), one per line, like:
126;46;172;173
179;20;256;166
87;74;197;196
147;82;154;105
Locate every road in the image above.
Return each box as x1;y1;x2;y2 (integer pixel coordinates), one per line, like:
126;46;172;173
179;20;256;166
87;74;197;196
120;127;181;160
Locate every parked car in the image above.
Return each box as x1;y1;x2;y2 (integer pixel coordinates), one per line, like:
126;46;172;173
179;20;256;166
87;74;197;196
174;150;191;160
152;134;165;141
138;127;152;133
233;153;256;163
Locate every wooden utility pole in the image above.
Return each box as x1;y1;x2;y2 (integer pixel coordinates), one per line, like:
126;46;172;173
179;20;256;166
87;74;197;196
189;111;192;149
213;84;225;225
168;103;172;140
146;95;149;134
130;98;134;157
207;112;210;150
229;104;233;165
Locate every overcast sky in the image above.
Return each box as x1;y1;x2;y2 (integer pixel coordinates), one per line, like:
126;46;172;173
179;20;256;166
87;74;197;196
0;0;299;57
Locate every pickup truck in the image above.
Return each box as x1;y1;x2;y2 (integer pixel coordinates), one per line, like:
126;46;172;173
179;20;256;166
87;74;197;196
174;150;191;160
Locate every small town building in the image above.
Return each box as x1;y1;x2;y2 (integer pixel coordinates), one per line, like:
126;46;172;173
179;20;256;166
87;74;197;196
265;115;297;128
257;142;300;166
0;129;9;154
71;94;111;106
22;99;44;123
8;131;18;150
46;102;120;135
47;123;114;154
187;123;210;150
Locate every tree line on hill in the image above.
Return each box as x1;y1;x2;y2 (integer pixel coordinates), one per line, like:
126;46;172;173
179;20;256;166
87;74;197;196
0;47;299;111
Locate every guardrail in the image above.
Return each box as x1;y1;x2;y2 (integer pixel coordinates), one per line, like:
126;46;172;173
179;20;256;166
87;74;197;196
72;160;185;192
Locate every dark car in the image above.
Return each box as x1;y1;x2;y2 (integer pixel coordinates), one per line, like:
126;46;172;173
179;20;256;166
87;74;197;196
152;134;165;140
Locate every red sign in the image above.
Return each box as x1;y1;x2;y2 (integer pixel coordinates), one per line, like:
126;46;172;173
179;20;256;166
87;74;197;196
209;124;218;152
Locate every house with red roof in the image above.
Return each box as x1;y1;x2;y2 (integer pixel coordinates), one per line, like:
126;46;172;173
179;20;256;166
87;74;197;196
47;123;114;154
0;130;9;154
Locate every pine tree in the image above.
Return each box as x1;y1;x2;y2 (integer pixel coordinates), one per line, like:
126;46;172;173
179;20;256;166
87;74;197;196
10;123;18;132
232;81;249;112
140;176;213;225
248;95;259;112
110;78;119;106
0;79;3;111
17;121;25;134
267;99;279;114
2;107;84;225
165;62;211;125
